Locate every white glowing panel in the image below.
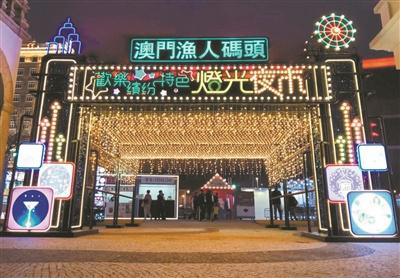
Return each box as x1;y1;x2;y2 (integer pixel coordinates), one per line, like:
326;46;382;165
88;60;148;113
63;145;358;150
38;163;75;200
7;187;54;232
16;143;45;169
347;190;397;237
357;144;388;171
326;165;364;202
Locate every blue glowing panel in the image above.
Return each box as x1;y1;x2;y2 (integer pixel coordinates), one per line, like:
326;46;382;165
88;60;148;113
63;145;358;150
47;17;81;55
347;191;398;237
7;187;54;232
326;165;364;202
16;143;45;169
357;144;388;171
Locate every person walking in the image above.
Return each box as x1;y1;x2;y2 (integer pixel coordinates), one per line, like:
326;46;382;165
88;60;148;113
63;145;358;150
143;190;152;220
271;187;283;220
288;192;298;221
157;190;166;220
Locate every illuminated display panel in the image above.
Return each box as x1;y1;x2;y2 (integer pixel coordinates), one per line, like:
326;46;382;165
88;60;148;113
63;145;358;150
7;187;54;232
357;144;388;171
135;175;179;220
38;162;75;200
130;37;268;63
326;165;364;202
16;143;45;169
314;13;356;51
68;64;333;103
347;190;398;237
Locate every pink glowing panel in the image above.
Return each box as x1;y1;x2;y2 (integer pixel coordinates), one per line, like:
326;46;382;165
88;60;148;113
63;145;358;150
7;187;54;232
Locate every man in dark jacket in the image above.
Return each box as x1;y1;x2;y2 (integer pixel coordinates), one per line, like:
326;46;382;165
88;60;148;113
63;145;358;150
192;192;199;220
205;190;214;220
157;190;166;220
288;192;298;221
271;187;283;220
198;190;206;221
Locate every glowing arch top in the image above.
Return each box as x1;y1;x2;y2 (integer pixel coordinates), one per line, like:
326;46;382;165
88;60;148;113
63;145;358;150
314;13;356;51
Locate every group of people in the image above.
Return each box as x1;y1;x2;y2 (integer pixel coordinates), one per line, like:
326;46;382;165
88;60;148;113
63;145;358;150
142;190;166;220
192;189;220;221
271;187;298;221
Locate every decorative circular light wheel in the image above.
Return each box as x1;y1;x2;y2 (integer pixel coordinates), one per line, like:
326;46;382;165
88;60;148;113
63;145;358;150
314;13;356;51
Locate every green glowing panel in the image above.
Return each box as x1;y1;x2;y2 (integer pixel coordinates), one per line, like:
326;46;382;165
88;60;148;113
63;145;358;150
314;13;356;51
130;38;269;63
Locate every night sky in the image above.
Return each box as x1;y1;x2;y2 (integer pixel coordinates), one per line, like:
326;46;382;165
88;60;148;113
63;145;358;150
28;0;388;63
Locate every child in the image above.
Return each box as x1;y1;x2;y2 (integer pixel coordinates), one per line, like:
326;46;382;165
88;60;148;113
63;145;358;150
213;203;219;221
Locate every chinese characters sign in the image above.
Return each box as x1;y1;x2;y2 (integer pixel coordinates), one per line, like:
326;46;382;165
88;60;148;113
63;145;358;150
130;38;268;63
69;64;324;102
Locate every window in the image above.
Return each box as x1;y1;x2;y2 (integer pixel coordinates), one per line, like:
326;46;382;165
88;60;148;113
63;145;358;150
15;82;23;89
19;57;25;63
23;120;31;130
27;81;37;90
9;121;16;129
24;107;33;115
13;94;21;102
30;68;38;76
25;94;34;102
17;68;24;76
11;111;18;117
32;57;38;62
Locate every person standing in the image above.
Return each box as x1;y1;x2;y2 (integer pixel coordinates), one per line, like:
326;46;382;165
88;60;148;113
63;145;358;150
288;192;298;221
157;190;166;220
206;190;214;221
143;190;152;220
198;190;206;221
192;192;199;220
271;187;283;220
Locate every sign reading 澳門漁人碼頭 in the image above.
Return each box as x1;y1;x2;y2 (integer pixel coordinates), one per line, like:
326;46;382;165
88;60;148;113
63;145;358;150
130;38;268;63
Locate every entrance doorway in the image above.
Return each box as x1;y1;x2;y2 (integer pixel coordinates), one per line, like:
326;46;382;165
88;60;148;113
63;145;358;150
76;103;321;225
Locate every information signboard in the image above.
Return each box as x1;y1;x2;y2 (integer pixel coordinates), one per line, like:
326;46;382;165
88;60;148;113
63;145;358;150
357;144;388;171
38;162;75;200
347;190;398;237
130;37;268;63
16;143;45;169
7;187;54;232
326;165;364;202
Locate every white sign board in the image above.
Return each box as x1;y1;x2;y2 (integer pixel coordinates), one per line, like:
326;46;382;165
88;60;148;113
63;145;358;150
38;163;75;200
347;190;398;237
326;165;364;202
357;144;388;171
16;143;45;169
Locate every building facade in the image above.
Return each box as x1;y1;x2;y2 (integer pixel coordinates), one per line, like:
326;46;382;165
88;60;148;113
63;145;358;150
370;0;400;69
8;42;47;144
0;0;30;192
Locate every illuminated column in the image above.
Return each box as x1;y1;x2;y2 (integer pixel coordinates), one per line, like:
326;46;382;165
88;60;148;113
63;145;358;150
39;117;50;143
335;136;346;164
351;117;363;144
55;134;66;162
46;101;61;161
340;102;355;163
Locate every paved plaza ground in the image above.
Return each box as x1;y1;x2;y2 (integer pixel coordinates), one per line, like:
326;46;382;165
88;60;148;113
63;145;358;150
0;220;399;277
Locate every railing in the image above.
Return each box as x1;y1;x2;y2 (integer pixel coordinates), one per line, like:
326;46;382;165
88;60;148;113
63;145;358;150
267;187;316;232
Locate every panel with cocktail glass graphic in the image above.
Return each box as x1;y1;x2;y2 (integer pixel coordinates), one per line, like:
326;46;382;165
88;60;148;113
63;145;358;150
6;187;54;232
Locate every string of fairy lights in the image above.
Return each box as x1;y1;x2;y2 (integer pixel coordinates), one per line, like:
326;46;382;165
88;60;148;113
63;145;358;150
83;105;317;185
